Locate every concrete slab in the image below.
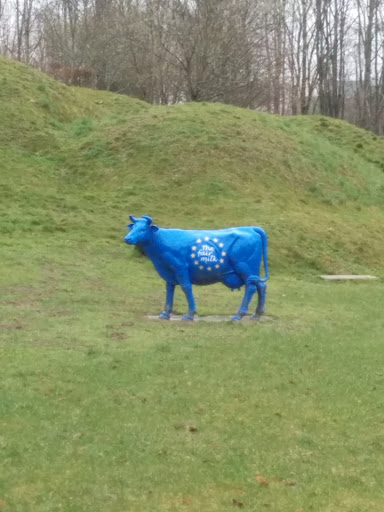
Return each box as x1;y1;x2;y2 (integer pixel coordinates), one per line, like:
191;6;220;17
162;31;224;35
147;314;276;323
320;275;378;281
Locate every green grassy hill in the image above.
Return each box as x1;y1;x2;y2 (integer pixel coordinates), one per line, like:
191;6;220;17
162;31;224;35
1;55;384;275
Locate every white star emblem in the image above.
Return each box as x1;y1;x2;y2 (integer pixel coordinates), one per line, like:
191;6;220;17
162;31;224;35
219;243;224;248
215;264;220;269
207;267;212;271
199;265;204;270
213;238;219;243
221;251;226;256
220;258;224;263
196;238;202;243
192;246;197;251
191;253;196;258
204;237;210;241
194;261;199;265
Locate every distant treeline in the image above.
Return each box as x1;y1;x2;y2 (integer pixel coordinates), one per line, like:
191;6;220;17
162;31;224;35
1;0;383;134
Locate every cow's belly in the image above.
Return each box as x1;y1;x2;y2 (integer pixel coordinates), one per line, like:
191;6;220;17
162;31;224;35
190;267;223;285
190;267;243;289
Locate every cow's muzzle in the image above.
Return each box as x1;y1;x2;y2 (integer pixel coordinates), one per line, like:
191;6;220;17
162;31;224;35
124;235;134;244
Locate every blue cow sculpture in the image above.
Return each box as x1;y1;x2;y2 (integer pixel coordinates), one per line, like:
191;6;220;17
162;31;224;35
124;215;269;321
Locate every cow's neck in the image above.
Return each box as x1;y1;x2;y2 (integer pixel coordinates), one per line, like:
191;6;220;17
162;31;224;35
139;231;161;260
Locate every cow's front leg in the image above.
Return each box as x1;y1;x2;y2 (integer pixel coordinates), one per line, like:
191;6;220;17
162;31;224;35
174;268;196;321
180;282;196;321
159;282;175;320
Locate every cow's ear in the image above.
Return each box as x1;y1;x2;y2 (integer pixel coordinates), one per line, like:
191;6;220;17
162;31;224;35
127;223;134;230
151;224;159;233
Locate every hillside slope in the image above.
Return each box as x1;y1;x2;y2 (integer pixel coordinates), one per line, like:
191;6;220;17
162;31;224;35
1;56;384;276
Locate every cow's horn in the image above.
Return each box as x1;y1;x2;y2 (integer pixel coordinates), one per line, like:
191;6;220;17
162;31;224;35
129;214;137;223
143;215;153;225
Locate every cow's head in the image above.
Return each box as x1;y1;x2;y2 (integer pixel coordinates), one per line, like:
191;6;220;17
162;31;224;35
124;215;159;245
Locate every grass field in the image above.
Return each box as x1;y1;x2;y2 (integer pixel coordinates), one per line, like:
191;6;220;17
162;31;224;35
2;240;384;512
1;56;384;511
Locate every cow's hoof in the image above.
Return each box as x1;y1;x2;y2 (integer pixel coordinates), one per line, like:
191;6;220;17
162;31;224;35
181;313;194;321
159;311;171;320
231;313;244;321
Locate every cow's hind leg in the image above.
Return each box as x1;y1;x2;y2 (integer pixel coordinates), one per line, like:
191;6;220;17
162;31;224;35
250;281;267;320
232;276;259;321
159;282;175;320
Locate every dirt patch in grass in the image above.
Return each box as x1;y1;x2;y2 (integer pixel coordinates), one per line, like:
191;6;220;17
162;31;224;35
0;300;36;307
0;322;24;329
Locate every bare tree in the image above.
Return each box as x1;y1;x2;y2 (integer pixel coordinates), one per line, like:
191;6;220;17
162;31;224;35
285;0;317;114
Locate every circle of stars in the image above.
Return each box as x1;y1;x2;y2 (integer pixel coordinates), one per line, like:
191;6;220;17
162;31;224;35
190;236;226;272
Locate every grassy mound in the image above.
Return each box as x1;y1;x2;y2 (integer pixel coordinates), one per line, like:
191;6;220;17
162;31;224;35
1;55;384;276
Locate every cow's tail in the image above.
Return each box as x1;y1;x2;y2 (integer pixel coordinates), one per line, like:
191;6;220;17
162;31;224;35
253;227;269;282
